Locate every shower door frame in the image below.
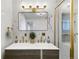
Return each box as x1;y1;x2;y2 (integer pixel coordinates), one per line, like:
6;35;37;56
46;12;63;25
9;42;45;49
54;0;74;59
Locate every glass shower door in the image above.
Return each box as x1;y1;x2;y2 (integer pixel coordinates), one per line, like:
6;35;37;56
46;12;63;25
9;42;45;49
55;0;78;59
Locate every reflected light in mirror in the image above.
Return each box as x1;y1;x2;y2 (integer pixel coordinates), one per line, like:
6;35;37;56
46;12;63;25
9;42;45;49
36;13;46;16
67;3;70;7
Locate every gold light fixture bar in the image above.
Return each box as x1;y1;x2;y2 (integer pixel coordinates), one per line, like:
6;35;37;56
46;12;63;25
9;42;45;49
70;0;74;59
21;5;47;10
21;5;47;13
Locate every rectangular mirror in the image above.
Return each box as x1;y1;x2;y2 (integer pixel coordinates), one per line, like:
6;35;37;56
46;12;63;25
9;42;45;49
18;12;48;31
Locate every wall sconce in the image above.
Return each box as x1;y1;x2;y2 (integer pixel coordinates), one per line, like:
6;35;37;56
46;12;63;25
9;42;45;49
6;27;13;38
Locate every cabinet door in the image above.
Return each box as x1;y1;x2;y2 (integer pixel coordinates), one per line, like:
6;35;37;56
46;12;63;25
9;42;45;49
4;50;40;59
43;50;59;59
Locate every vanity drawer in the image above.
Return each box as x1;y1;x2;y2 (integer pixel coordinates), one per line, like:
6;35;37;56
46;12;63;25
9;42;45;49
5;50;40;55
43;50;59;59
43;50;59;55
4;55;40;59
4;50;40;59
43;55;59;59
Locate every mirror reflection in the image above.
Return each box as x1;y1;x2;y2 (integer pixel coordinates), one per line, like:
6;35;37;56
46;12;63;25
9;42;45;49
18;12;48;30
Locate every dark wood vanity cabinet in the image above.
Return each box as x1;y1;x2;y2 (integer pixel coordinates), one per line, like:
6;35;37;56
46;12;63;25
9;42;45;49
4;50;40;59
43;50;59;59
4;50;59;59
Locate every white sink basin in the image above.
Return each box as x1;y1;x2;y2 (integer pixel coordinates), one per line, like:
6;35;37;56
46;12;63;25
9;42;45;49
5;43;59;50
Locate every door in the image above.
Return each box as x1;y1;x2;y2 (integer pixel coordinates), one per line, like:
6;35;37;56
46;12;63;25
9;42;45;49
55;0;78;59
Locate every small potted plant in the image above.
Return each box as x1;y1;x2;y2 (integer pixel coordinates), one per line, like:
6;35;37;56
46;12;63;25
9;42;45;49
29;32;36;43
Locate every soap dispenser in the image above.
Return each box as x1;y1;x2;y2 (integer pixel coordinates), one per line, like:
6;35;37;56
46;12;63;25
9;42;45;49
47;36;50;43
15;36;18;43
41;33;46;43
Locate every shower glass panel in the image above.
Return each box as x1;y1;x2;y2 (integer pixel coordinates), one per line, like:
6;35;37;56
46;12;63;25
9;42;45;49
62;13;70;42
58;0;71;59
59;0;78;59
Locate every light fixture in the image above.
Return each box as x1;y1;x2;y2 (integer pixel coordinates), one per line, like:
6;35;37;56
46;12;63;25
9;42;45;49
21;3;47;11
29;5;32;8
32;8;36;13
36;5;39;8
22;5;25;8
43;5;47;8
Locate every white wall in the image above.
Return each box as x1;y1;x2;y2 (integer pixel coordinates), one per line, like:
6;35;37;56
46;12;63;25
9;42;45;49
1;0;13;59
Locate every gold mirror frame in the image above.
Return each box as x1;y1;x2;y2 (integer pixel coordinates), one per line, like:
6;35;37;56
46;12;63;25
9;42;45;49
54;0;74;59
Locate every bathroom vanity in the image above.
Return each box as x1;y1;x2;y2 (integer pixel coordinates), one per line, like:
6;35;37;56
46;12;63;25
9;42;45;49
4;43;59;59
4;12;59;59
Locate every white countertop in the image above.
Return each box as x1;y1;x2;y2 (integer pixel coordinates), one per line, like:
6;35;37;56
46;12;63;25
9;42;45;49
5;43;59;50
